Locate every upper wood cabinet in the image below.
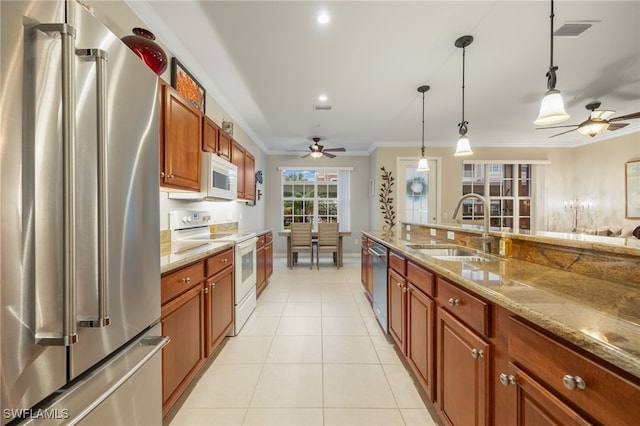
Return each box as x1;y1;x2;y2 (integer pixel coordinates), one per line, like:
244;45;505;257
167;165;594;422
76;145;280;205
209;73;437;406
231;139;256;202
159;81;202;191
202;116;232;161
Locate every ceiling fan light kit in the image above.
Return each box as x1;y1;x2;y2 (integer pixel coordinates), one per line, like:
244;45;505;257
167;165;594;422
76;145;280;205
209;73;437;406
417;85;430;172
577;119;610;137
534;0;570;126
454;35;474;157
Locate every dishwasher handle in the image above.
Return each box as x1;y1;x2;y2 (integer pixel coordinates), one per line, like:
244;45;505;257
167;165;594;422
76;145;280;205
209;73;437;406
368;246;387;258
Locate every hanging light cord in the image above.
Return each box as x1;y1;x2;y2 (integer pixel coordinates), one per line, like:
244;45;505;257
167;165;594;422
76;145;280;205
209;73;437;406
458;45;468;136
421;90;426;157
546;0;558;91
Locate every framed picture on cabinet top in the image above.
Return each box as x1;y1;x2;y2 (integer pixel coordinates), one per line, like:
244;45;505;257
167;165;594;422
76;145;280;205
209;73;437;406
625;160;640;219
171;57;205;113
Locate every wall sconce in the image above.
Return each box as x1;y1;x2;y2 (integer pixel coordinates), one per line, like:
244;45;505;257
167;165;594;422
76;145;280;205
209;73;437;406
564;198;589;231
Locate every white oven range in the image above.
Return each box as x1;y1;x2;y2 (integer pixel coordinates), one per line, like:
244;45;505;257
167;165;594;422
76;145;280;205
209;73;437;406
169;210;257;335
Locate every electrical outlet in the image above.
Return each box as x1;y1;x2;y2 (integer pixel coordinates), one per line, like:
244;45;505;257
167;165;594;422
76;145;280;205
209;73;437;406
406;224;411;231
447;231;455;240
406;234;411;240
430;229;436;236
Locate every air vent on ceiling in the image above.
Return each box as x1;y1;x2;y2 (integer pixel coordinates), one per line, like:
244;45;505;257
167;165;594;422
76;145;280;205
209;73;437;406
314;105;332;111
554;22;595;38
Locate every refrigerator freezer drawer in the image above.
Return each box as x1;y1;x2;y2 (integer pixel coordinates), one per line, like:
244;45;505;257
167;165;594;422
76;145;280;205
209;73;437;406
15;324;168;426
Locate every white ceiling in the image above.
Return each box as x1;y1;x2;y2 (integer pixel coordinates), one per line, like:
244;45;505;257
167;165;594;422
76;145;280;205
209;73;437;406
128;1;640;156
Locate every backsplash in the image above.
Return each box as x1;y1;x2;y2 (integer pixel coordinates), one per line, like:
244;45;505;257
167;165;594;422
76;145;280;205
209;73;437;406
401;222;640;288
160;222;239;243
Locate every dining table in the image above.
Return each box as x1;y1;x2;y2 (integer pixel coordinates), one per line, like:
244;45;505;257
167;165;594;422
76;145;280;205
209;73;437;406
278;230;352;268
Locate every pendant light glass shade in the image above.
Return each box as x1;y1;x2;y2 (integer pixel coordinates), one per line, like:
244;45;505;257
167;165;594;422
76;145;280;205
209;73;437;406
454;134;473;157
417;157;429;171
534;89;570;125
576;120;610;137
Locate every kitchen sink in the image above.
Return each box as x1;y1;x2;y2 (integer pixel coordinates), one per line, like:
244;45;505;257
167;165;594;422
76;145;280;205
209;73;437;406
406;244;491;262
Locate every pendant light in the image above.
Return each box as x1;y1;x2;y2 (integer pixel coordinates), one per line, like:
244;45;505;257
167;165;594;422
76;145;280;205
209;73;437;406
534;0;570;125
416;85;430;171
454;35;474;157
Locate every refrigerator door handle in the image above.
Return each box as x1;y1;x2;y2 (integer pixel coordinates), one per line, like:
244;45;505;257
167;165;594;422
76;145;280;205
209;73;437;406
77;48;111;328
34;23;79;346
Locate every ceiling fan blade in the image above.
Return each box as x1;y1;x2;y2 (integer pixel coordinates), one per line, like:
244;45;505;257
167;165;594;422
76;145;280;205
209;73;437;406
548;128;578;138
287;149;310;152
608;122;629;131
323;152;336;158
609;112;640;122
536;124;579;130
323;147;346;152
299;153;311;158
590;110;615;120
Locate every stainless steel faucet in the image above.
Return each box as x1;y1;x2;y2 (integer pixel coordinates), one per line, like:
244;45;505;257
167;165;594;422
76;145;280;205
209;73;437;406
452;193;493;253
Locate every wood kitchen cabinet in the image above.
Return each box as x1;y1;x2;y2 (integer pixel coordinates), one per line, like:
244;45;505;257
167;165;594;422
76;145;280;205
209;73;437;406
436;277;491;426
265;232;273;281
217;128;232;161
202;116;232;161
204;248;234;356
388;268;407;352
159;81;202;191
256;231;273;296
360;236;373;302
231;139;256;202
505;316;640;426
231;140;245;200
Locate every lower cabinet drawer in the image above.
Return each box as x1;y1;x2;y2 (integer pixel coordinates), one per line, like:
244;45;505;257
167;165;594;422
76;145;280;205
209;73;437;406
161;261;204;304
407;261;435;297
206;248;233;277
436;277;490;337
509;316;640;425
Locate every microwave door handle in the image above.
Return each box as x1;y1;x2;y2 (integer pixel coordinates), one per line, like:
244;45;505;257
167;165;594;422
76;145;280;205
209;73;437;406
34;23;78;346
77;48;111;328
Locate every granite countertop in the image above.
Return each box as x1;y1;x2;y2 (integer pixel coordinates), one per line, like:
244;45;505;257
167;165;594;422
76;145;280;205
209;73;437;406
160;240;235;274
363;230;640;380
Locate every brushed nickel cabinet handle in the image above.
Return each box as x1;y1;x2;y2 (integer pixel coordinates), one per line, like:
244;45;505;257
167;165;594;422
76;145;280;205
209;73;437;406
563;374;586;390
448;298;460;307
499;373;516;386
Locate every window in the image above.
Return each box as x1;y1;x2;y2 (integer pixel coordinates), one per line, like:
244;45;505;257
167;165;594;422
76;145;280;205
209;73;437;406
280;168;351;231
462;163;533;233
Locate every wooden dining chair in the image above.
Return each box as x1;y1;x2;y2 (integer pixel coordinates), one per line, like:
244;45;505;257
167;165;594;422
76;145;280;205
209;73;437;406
290;222;313;270
316;222;339;269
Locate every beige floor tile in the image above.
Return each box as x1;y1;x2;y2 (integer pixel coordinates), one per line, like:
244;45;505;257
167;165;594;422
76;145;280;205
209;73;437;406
242;408;323;425
323;335;379;364
183;364;263;408
383;364;428;409
321;301;361;317
322;316;368;335
239;315;280;336
169;408;246;426
276;316;322;335
323;364;397;408
282;302;322;317
266;335;322;363
401;408;439;426
250;364;323;408
213;336;273;364
253;301;286;317
324;408;405;426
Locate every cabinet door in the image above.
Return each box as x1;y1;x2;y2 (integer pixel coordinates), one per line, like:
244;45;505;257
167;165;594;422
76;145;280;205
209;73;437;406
244;151;256;201
256;245;266;294
509;364;592;426
202;116;219;153
388;268;407;352
437;308;490;426
161;284;205;415
360;245;373;301
231;140;245;199
407;284;435;402
265;241;273;280
217;130;232;161
205;269;234;356
161;84;201;191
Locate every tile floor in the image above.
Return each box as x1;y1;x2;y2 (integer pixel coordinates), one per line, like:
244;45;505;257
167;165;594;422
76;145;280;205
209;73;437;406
169;256;438;426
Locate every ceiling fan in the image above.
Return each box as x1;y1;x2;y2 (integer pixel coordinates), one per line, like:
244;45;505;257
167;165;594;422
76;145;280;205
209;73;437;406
291;137;346;158
537;101;640;138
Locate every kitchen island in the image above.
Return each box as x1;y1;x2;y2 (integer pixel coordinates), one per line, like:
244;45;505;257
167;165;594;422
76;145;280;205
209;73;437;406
363;224;640;426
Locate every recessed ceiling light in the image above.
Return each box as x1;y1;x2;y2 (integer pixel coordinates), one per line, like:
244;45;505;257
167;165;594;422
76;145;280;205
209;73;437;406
318;94;328;102
317;12;330;25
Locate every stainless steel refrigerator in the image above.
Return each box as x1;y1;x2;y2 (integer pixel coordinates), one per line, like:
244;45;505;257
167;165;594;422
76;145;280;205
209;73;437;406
1;1;168;424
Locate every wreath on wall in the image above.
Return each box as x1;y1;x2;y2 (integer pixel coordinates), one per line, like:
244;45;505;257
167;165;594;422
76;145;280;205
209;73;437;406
406;176;427;198
379;167;396;231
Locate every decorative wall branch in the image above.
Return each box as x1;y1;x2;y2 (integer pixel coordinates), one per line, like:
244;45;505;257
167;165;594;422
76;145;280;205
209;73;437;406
379;167;396;231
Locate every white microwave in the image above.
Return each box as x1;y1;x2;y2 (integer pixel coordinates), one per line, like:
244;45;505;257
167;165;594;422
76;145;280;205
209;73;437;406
168;153;237;201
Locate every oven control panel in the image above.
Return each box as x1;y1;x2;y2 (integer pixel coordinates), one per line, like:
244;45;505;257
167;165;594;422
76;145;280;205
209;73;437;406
169;209;212;230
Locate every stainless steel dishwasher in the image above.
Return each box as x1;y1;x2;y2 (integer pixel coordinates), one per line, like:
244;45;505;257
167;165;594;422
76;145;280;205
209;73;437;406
369;241;389;333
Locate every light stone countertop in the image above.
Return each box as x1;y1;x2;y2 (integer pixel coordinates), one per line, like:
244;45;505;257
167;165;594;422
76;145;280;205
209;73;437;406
160;241;235;274
363;230;640;380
